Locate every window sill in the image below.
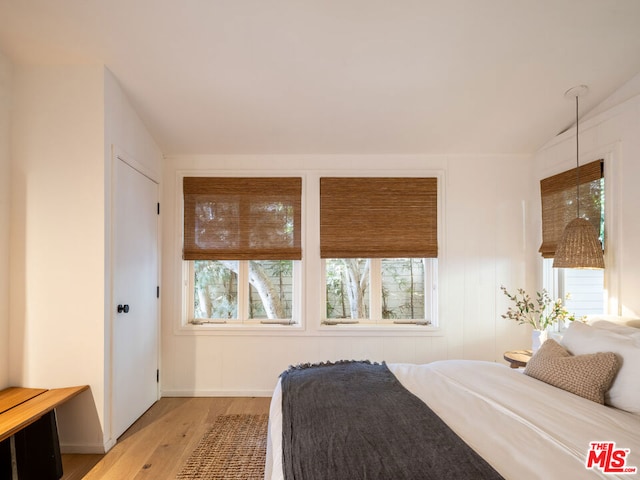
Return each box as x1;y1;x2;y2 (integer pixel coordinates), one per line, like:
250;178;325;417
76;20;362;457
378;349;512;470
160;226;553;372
174;322;443;337
317;323;443;336
175;322;306;336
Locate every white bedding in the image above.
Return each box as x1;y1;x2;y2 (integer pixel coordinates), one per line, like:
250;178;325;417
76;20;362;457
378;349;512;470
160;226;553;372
265;360;640;480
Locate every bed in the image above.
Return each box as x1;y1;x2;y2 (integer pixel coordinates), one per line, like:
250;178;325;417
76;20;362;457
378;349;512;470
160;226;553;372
265;319;640;479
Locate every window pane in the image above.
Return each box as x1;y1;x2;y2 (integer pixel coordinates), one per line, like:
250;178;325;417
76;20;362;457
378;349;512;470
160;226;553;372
325;259;370;319
249;260;293;319
183;177;302;260
194;200;239;250
595;177;604;248
249;202;297;249
562;268;604;317
194;260;238;319
381;258;425;319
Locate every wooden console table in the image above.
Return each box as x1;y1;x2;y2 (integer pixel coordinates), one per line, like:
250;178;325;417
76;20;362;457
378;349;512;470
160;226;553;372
0;385;89;480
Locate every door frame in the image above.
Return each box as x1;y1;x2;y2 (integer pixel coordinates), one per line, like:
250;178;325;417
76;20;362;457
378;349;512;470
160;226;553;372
107;144;161;448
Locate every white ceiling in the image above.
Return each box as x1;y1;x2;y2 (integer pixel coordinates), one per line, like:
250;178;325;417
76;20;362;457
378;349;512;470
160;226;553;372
1;0;640;155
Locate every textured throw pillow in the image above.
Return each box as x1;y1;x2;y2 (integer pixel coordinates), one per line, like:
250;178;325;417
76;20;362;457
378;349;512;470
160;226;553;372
524;339;620;404
562;321;640;413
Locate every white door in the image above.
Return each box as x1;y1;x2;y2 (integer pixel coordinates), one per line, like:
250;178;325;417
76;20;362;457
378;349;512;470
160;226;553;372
112;156;159;440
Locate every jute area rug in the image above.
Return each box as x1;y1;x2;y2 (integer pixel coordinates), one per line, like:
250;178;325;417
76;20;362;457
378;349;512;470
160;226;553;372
176;413;269;480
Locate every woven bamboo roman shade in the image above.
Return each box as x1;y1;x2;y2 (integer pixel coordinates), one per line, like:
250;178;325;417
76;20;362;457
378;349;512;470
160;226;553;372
320;177;438;258
539;159;603;258
183;177;302;260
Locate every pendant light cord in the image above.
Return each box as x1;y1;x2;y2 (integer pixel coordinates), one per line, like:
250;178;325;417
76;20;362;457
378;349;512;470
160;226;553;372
575;95;580;219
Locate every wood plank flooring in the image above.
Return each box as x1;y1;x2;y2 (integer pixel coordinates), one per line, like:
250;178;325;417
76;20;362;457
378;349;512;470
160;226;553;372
61;396;271;480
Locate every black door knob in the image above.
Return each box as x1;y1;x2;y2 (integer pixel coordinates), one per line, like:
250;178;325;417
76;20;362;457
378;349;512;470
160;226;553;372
117;304;130;313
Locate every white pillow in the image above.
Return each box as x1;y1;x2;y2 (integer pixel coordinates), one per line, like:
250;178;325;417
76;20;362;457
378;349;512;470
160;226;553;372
591;320;640;337
561;321;640;414
585;315;640;329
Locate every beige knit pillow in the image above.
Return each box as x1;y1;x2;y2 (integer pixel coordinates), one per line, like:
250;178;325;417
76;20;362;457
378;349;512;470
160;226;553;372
524;339;620;404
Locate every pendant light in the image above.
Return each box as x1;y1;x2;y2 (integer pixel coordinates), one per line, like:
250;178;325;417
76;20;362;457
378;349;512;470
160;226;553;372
553;85;604;269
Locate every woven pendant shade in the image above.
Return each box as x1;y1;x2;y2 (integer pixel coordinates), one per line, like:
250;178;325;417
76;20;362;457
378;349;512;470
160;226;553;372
553;218;604;269
552;85;604;269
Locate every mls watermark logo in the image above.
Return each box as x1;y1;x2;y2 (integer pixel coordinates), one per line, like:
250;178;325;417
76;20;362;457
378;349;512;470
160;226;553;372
586;442;637;474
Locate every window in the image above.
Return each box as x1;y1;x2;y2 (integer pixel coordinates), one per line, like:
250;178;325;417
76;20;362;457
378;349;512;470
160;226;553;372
539;159;603;258
543;259;604;320
188;259;297;324
540;160;605;319
560;268;604;317
324;258;437;324
183;177;302;325
320;177;438;326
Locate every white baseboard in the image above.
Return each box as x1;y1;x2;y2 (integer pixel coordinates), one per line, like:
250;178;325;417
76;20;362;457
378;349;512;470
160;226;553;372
60;440;112;454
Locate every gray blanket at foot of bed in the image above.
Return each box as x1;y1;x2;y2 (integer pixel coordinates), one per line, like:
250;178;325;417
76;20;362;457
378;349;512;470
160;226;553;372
280;360;503;480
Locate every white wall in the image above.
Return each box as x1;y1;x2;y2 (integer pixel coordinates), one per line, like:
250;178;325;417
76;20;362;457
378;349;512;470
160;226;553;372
9;65;163;453
10;64;107;449
104;68;163;181
160;154;533;396
0;49;11;388
532;92;640;317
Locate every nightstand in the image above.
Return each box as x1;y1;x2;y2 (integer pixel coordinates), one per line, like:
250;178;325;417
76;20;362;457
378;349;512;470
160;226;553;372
503;349;533;369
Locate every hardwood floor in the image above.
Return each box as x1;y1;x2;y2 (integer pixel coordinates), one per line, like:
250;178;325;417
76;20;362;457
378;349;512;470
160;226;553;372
61;396;271;480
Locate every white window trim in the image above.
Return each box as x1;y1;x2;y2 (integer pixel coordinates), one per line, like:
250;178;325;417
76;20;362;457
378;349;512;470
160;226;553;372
175;170;306;335
173;168;444;337
316;171;443;333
